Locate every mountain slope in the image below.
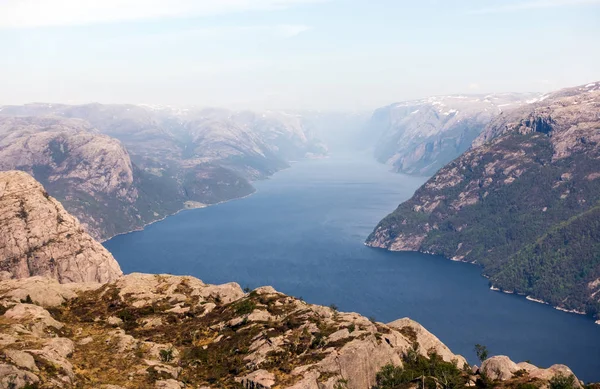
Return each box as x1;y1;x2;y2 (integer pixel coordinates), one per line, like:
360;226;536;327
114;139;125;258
0;170;122;283
365;93;538;175
0;104;326;240
366;82;600;316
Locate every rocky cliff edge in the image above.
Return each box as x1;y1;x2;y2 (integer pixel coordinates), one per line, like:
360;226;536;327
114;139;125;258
0;170;122;283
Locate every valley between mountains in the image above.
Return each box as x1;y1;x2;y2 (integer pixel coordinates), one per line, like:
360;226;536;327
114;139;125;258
1;81;599;388
0;170;590;388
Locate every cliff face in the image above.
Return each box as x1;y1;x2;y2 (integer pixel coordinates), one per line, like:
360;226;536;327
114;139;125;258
365;93;538;176
366;82;600;316
0;275;580;389
0;170;122;283
0;116;155;240
0;104;326;240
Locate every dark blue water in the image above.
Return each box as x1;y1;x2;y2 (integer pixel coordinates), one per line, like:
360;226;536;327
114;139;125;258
104;154;600;382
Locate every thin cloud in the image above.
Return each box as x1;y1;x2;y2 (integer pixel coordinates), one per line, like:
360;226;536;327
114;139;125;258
132;24;312;45
469;0;600;14
0;0;326;29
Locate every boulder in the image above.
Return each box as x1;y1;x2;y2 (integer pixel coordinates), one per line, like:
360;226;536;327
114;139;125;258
0;364;40;389
480;356;519;381
236;369;276;389
388;318;468;367
530;364;581;387
154;379;184;389
3;303;63;334
3;350;38;372
0;276;99;307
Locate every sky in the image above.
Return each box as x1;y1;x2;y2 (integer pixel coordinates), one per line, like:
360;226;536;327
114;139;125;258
0;0;599;110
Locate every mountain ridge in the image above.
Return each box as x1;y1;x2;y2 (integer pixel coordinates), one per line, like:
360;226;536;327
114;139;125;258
364;92;539;176
0;104;327;240
366;81;600;317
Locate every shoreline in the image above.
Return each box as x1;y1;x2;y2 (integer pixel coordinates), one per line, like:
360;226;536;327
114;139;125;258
100;190;258;243
101;153;332;242
372;244;599;324
439;252;595;320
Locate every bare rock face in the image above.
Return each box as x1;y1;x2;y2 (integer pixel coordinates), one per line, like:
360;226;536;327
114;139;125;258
480;355;519;380
0;170;122;283
366;81;600;316
0;116;142;240
481;356;582;387
364;93;538;176
388;317;467;366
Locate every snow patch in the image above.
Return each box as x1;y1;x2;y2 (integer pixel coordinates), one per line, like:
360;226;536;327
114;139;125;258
442;109;458;116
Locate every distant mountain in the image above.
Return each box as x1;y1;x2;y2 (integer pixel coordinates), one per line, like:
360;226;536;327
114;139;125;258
366;82;600;317
364;93;539;176
0;104;326;240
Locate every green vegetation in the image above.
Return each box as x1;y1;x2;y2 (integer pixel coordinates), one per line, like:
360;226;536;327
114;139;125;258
234;299;256;315
369;131;600;316
159;348;174;363
474;344;489;363
17;200;28;220
373;349;467;389
53;283;342;387
549;374;577;389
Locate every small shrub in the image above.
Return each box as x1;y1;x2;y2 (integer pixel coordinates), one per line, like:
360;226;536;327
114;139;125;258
21;295;34;304
550;373;577;389
311;332;326;349
234;299;256;315
513;369;528;378
348;323;356;333
18;208;28;220
329;303;339;312
159;348;174;363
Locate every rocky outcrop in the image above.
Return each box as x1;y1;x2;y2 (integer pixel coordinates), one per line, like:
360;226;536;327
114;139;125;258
388;317;463;364
0;274;469;389
0;170;122;283
481;356;581;387
366;81;600;316
364;93;538;176
0;274;584;389
0;105;326;240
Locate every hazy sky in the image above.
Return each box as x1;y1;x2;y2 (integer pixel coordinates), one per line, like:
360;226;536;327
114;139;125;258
0;0;599;110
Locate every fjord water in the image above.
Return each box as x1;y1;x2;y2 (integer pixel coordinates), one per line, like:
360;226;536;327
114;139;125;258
104;154;600;382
